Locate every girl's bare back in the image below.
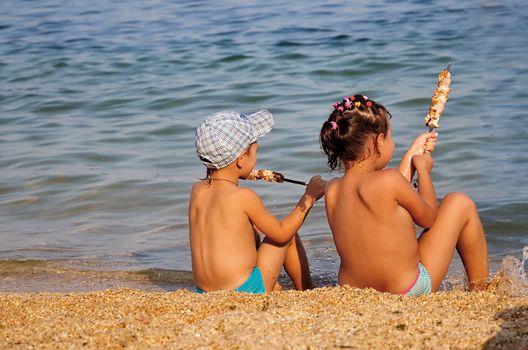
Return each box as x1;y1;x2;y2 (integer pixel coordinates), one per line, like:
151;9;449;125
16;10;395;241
325;170;421;293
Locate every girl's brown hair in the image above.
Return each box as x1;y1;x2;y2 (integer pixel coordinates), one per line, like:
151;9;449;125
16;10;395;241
320;94;391;171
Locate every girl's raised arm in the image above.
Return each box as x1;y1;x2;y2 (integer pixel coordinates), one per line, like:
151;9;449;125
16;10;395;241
389;168;437;229
398;132;438;182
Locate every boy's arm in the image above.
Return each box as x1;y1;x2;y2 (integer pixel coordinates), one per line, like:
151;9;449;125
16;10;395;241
241;176;325;245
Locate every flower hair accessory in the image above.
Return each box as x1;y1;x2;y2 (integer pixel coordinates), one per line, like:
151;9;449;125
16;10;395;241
330;121;338;130
332;95;374;111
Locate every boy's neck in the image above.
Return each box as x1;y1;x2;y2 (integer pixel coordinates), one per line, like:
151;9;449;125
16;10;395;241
207;168;240;186
209;177;238;186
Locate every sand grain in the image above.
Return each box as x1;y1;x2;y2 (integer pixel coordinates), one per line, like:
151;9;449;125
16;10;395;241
1;286;527;349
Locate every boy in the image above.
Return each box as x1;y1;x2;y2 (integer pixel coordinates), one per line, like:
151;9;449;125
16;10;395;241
189;110;325;293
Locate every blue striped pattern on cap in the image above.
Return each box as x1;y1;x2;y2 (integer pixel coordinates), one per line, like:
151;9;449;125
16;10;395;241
195;110;273;169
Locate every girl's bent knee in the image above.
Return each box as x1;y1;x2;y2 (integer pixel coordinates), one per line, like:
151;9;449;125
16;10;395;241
444;192;477;212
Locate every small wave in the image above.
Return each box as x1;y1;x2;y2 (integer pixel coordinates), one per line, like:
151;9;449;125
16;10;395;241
0;195;39;206
275;40;304;47
217;54;253;63
0;259;194;293
442;247;528;297
31;100;85;114
134;268;194;284
487;249;528;297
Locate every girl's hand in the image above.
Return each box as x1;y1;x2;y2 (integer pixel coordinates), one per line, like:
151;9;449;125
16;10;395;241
423;132;438;153
412;153;434;173
399;132;437;182
305;176;326;202
408;132;438;156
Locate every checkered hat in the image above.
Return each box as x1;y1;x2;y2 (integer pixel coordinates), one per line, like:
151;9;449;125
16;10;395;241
195;110;274;169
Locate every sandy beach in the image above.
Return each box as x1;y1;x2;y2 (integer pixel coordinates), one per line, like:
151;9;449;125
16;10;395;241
1;281;527;349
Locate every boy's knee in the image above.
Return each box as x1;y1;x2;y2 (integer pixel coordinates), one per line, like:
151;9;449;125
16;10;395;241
444;192;477;212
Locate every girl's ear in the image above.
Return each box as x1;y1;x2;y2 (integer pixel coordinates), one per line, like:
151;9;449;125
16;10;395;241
375;133;385;156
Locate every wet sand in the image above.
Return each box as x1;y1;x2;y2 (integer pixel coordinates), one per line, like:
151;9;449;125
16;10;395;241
1;283;527;349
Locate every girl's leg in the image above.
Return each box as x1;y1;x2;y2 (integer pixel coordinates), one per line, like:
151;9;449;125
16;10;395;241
418;192;489;291
283;233;313;290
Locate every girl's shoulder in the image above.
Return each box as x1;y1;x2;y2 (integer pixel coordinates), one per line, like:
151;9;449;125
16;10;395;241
374;168;404;181
362;169;405;193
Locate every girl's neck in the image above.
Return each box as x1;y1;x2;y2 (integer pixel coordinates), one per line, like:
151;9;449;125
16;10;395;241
343;158;377;175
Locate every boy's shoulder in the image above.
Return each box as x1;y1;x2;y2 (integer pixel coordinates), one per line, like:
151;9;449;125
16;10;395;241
324;176;342;194
236;185;261;201
190;180;207;195
190;180;260;200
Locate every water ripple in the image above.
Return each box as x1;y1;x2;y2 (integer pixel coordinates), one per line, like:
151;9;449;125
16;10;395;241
0;0;527;276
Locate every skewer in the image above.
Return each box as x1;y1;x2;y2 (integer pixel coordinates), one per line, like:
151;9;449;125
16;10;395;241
246;169;307;186
426;63;452;132
417;64;452;188
282;178;307;186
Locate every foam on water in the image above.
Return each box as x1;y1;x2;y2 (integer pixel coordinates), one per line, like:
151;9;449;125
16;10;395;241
3;250;527;295
441;246;528;297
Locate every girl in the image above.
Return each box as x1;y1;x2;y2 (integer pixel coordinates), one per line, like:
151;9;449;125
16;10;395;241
320;95;488;295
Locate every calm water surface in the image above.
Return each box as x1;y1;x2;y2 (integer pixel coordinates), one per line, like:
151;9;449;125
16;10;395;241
1;0;527;290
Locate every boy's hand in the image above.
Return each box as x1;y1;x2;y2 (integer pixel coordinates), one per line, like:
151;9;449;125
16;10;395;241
408;132;438;156
412;153;434;173
305;176;326;202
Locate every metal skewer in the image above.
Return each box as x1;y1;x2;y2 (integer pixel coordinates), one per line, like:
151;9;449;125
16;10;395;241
282;178;307;186
246;170;307;186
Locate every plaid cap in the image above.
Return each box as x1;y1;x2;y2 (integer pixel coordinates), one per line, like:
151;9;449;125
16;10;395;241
195;110;274;169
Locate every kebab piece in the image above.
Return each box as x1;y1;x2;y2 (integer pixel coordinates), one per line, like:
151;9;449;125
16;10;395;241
425;65;452;130
247;169;307;186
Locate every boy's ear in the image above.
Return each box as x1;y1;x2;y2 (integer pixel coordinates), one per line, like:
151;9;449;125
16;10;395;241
236;151;247;169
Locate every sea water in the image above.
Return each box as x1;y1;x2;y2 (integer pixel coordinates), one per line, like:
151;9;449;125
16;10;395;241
1;0;527;292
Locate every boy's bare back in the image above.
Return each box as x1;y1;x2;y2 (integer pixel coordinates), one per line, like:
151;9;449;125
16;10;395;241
189;180;260;292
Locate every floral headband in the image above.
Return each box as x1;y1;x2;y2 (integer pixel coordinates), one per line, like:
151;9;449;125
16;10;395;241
327;95;376;132
333;95;373;112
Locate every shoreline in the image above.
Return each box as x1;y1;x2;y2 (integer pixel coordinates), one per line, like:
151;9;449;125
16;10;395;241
1;284;527;349
0;254;511;293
